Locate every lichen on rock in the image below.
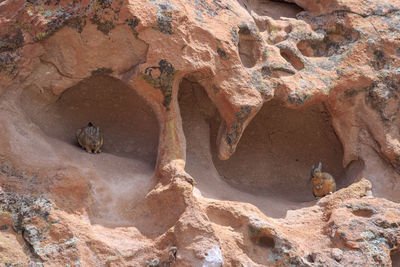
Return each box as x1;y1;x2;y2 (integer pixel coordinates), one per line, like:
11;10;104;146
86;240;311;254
0;0;399;265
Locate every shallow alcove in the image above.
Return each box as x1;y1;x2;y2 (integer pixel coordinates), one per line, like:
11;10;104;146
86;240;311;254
238;26;261;68
238;0;304;20
212;100;350;202
20;74;159;163
179;77;363;217
279;48;305;70
19;74;160;228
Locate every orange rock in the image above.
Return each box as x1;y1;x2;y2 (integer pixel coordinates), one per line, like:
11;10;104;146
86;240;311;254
0;0;399;265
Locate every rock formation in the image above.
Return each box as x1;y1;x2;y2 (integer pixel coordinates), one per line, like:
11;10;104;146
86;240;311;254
0;0;399;266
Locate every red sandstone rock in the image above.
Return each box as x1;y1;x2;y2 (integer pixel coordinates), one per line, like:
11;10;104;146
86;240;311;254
0;0;399;266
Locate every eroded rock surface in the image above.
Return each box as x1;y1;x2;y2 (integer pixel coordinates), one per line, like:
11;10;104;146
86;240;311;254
0;0;399;266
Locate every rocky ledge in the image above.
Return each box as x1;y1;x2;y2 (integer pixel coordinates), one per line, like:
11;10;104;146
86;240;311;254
0;0;399;266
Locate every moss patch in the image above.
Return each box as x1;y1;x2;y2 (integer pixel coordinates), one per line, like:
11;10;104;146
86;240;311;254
142;59;178;109
0;52;18;76
0;29;24;53
225;105;253;150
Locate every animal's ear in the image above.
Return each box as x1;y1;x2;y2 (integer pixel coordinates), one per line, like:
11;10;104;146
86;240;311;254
311;165;315;177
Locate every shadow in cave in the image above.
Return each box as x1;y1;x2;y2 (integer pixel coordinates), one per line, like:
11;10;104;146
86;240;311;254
391;251;400;267
19;75;164;230
212;100;352;202
179;76;364;218
237;0;304;20
22;75;159;163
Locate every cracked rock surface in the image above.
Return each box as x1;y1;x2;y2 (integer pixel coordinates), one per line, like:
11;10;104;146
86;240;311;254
0;0;399;266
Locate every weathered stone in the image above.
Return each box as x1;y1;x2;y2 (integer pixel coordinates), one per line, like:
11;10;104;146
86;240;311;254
0;0;399;266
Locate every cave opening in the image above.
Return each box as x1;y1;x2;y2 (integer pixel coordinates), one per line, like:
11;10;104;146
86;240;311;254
279;48;305;70
179;76;363;217
20;74;159;164
19;74;160;227
238;26;260;68
212;100;352;202
238;0;304;20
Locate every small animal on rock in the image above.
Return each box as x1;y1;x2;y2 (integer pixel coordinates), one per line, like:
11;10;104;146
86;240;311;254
311;162;336;197
168;246;177;262
76;122;104;153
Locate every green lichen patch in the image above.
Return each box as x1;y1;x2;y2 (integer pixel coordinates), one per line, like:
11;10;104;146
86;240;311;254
90;15;115;35
249;69;274;99
125;16;140;35
295;16;360;58
154;10;173;34
0;52;19;76
217;47;229;60
191;0;235;22
0;191;81;262
373;218;399;229
0;161;38;181
366;77;400;122
12;20;32;32
0;192;52;234
226;105;253;148
372;49;386;70
34;31;49;41
94;0;113;9
261;65;296;78
88;0;124;35
142;59;177;109
25;3;84;41
148;0;179;34
230;28;239;46
0;29;24;53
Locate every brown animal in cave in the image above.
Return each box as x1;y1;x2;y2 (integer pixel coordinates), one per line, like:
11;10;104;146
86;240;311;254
311;162;336;197
76;122;104;153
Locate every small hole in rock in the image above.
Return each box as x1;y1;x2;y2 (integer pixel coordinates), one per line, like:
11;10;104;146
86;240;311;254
258;235;275;248
306;254;315;263
239;0;304;20
351;209;375;218
279;48;304;70
238;28;260;68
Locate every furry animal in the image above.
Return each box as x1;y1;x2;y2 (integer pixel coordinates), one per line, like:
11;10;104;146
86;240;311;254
76;122;104;153
168;246;177;262
311;162;336;197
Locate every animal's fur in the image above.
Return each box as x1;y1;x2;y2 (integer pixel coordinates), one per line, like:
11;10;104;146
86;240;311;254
76;122;104;153
311;162;336;197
